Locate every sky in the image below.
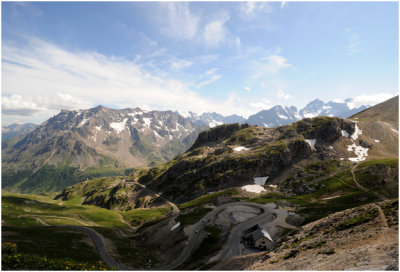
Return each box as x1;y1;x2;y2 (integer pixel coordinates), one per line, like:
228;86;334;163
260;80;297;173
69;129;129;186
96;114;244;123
1;1;399;125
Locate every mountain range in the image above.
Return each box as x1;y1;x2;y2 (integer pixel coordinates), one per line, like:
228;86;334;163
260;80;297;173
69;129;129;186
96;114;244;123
183;98;368;128
2;106;206;193
0;97;369;194
2;123;38;142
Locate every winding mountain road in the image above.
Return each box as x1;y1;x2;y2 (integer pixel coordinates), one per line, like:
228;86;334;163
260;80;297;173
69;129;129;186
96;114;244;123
157;201;295;270
63;225;133;270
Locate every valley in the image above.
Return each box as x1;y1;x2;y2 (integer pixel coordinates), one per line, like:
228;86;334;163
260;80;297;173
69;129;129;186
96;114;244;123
2;96;399;270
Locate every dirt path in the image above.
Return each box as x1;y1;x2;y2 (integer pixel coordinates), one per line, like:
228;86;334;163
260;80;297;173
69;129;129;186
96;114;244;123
135;182;180;215
351;163;387;201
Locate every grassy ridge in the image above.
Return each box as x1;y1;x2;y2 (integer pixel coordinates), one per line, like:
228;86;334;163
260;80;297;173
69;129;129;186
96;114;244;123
2;191;127;228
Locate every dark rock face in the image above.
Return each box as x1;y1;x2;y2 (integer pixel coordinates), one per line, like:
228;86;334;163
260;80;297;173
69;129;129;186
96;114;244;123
190;123;249;150
359;139;372;148
295;117;355;144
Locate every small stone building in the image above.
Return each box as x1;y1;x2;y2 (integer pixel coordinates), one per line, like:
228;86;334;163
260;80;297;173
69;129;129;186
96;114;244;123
243;224;274;250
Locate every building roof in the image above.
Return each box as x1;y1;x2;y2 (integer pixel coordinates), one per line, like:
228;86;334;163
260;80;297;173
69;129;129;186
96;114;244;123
248;227;273;242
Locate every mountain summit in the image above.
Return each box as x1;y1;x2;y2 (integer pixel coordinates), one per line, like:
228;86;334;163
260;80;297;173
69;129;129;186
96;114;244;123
2;106;205;193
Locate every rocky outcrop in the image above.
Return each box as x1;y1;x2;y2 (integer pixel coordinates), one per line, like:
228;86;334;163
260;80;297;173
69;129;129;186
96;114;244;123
190;123;249;150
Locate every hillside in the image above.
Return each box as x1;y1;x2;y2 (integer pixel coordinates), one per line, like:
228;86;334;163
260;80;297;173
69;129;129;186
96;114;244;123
213;199;398;270
2;106;206;193
58;113;398;207
352;95;398;125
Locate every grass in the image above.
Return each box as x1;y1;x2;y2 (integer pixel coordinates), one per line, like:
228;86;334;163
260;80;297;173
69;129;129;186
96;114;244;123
177;207;213;226
120;207;171;227
2;226;101;264
2;191;128;228
335;208;379;231
92;227;159;269
305;240;326;249
182;226;222;269
178;189;239;209
2;242;111;270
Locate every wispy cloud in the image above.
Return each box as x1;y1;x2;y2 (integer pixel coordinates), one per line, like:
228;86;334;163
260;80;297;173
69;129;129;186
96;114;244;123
277;89;293;100
170;59;193;71
251;54;292;79
157;2;200;41
345;28;361;56
2;37;217;118
196;68;222;88
280;2;287;10
203;15;230;48
244;86;250;92
238;2;272;19
3;37;268;121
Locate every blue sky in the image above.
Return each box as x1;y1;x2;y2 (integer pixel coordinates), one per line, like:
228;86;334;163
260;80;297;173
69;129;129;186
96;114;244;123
2;1;398;124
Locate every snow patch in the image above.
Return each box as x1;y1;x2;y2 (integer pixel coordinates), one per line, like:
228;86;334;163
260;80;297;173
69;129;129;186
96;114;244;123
278;114;288;120
254;177;269;185
347;143;369;162
303;112;317;118
341;130;349;137
263;123;269;128
374;139;380;143
78;118;90;128
234;146;251;152
322;195;341;200
95;126;102;131
241;185;266;193
154;131;162;138
305;139;317;151
391;128;398;133
329;146;334;150
171;222;180;231
209;120;223;128
143;118;151;127
350;123;362;141
110;118;128;133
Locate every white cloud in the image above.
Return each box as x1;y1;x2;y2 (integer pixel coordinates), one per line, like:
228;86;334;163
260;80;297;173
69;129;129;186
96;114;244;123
203;16;230;48
2;95;46;116
2;92;93;117
2;37;219;120
250;99;272;110
239;2;272;19
170;59;193;71
244;86;251;92
252;54;292;78
277;89;293;100
158;2;200;41
280;2;287;10
332;98;345;103
347;93;394;109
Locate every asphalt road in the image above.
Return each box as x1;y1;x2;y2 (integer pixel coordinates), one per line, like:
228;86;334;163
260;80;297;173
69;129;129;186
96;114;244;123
157;201;288;270
63;225;133;270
